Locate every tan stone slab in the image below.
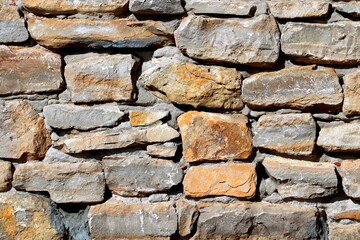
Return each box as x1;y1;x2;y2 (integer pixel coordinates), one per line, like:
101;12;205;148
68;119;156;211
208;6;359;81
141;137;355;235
329;223;360;240
0;3;28;43
0;160;12;192
343;70;360;116
340;160;360;199
129;110;169;126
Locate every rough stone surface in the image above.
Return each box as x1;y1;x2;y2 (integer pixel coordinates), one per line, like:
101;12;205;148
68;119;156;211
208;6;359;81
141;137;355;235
343;70;360;116
263;156;338;199
333;1;360;18
178;111;253;162
253;113;316;156
174;15;280;67
0;189;65;239
27;17;174;49
0;160;12;192
129;0;184;14
64;53;139;103
340;160;360;199
329;223;360;240
0;45;63;96
281;21;360;64
0;100;51;160
129;110;169;126
13;161;105;203
176;199;198;237
146;143;177;158
183;163;257;199
88;200;177;239
242;66;343;111
0;2;29;43
43;103;124;130
142;60;243;109
317;121;360;152
102;154;183;196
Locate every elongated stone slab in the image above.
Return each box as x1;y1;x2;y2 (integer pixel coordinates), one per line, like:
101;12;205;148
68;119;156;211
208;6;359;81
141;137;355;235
129;0;184;14
333;1;360;18
129;110;169;126
281;21;360;64
242;66;343;111
27;17;174;49
340;160;360;199
174;15;280;67
343;70;360;117
0;2;29;43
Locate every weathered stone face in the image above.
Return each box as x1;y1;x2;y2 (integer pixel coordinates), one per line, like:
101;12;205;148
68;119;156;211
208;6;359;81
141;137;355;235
129;0;184;14
0;100;51;160
0;160;12;192
253;113;316;156
242;66;343;111
0;2;28;43
0;45;63;96
178;111;253;162
27;17;174;49
183;163;257;199
329;223;360;240
343;70;360;116
129;110;169;126
340;160;360;199
88;200;177;239
174;15;280;67
333;1;360;18
146;143;177;158
176;199;199;237
281;21;360;64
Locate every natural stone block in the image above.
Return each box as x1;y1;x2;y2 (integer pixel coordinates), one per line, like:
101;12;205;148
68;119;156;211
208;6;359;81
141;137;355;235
183;163;257;199
0;2;28;43
329;223;360;240
27;17;174;49
176;199;198;237
178;111;253;162
64;53;139;103
0;160;12;192
253;113;316;156
281;21;360;64
174;15;280;67
0;45;63;96
129;110;169;126
0;100;51;160
333;1;360;18
88;200;177;239
343;70;360;116
242;66;343;111
146;143;177;158
129;0;184;14
43;103;124;130
340;160;360;199
13;160;105;203
263;156;338;199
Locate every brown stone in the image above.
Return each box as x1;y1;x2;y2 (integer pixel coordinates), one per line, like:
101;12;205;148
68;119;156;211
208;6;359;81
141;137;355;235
176;199;199;237
183;163;257;199
129;110;169;126
0;100;51;160
343;70;360;117
178;111;253;162
0;2;29;43
340;160;360;199
0;160;12;191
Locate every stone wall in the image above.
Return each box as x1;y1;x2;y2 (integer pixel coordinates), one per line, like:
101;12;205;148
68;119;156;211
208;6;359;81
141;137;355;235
0;0;360;239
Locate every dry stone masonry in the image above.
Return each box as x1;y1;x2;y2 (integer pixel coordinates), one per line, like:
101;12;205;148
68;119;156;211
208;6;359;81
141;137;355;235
0;0;359;239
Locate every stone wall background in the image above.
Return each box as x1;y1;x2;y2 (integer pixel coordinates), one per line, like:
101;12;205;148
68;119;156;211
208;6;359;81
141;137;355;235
0;0;360;239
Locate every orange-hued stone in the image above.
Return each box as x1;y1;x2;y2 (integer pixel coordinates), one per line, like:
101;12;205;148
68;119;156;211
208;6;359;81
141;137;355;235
178;111;253;162
129;110;169;126
183;163;257;198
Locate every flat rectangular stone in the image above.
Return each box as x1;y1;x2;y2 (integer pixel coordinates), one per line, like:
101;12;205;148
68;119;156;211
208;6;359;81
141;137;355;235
340;160;360;199
129;0;184;14
146;143;177;158
343;70;360;117
0;2;29;43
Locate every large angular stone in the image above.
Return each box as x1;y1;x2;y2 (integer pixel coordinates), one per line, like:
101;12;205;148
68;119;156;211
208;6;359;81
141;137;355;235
0;189;65;239
281;21;360;64
27;17;174;49
178;111;253;162
317;121;360;152
333;1;360;18
174;15;280;67
88;200;177;239
329;223;360;240
0;45;63;96
43;103;124;130
20;0;129;14
263;156;338;199
64;53;139;103
340;160;360;199
129;0;184;14
142;60;243;109
193;202;319;239
102;154;183;196
267;0;330;19
13;160;105;203
0;100;51;160
183;163;257;199
176;199;198;237
343;70;360;116
242;66;343;111
253;113;316;156
0;160;12;192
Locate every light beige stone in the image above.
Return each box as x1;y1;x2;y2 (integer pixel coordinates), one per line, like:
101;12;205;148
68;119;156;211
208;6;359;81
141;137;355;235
343;70;360;116
340;160;360;199
0;160;12;191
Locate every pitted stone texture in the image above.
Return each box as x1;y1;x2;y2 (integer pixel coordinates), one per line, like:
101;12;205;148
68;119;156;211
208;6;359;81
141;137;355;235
253;113;316;156
329;223;360;240
281;21;360;64
183;163;257;199
64;53;139;103
333;1;360;18
176;199;199;237
0;2;29;43
193;202;319;239
88;200;177;239
340;160;360;199
263;156;338;199
242;66;343;111
142;60;243;110
0;100;51;160
27;17;174;49
317;121;360;152
102;154;183;196
20;0;129;14
0;160;12;192
129;0;184;14
43;104;124;130
174;15;280;67
343;70;360;117
178;111;253;162
129;110;169;126
267;0;330;19
0;45;63;96
13;161;105;203
0;189;65;240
